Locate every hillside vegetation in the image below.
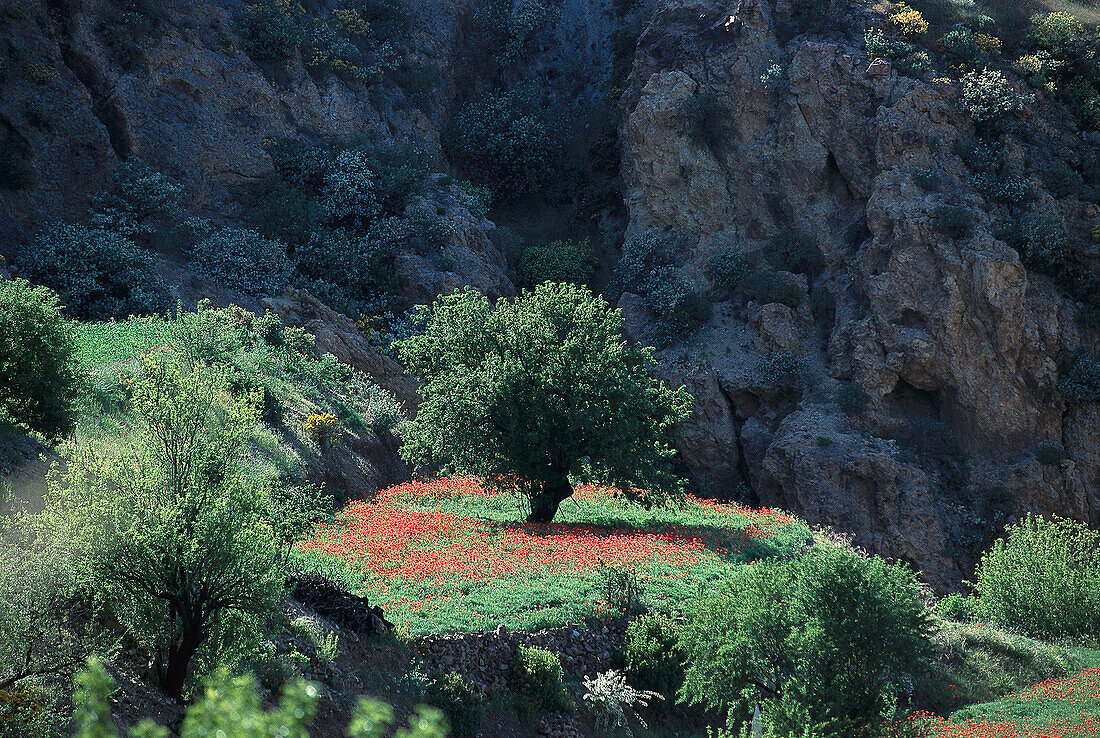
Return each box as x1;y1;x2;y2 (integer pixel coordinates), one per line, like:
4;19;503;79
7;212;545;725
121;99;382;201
4;0;1100;734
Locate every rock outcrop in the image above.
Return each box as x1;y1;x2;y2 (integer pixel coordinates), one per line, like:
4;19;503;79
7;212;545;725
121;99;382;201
618;0;1100;588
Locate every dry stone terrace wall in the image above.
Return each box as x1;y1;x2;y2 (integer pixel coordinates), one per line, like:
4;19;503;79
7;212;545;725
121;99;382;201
415;621;628;695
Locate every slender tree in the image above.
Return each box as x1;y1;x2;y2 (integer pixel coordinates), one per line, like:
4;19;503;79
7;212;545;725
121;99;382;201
43;347;281;698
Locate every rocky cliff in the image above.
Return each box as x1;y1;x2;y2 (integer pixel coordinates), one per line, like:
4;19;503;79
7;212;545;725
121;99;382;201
618;0;1100;587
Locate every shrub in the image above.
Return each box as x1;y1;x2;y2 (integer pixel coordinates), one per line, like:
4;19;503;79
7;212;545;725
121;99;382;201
510;645;567;719
971;172;1029;204
622;613;684;699
678;544;934;736
611;231;671;298
939;27;981;64
932;205;974;239
835;380;870;415
1042;162;1084;198
517;239;594;287
890;3;928;36
238;0;304;64
447;91;560;202
936;593;976;622
583;670;661;737
760;62;788;94
20;222;168;318
0;279;81;438
1035;440;1067;465
644;267;712;336
1028;12;1086;58
959;69;1030;123
677;91;733;151
1018;208;1069;274
708;248;750;289
791;0;829;30
293;227;392;306
304;412;340;450
89;158;182;238
955;138;1002;172
757;351;802;389
745;268;803;308
72;658;448;738
972;514;1100;639
404;205;455;251
425;672;481;738
766;231;825;276
191;227;291;295
321;149;382;231
1058;349;1100;405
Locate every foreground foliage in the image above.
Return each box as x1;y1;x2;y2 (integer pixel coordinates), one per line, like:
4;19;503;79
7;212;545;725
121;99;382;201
72;657;447;738
41;346;283;698
0;279;81;439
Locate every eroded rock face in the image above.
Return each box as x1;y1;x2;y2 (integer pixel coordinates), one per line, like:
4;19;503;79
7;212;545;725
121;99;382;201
619;0;1100;588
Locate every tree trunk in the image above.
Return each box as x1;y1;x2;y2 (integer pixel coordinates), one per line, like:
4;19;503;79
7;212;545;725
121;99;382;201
160;622;205;699
526;476;573;523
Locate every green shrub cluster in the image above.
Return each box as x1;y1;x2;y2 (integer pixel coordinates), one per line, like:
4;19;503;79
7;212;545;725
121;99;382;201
468;0;560;70
190;226;291;296
0;279;81;439
509;645;568;720
970;171;1029;204
766;231;825;276
1018;208;1069;275
517;239;594;287
834;380;870;415
425;672;482;738
932;205;974;239
1021;12;1100;130
745;268;804;308
612;233;710;339
958;69;1031;125
238;0;408;82
1058;349;1100;405
678;544;933;737
757;351;802;390
1035;440;1067;465
622;613;685;701
249;139;435;316
708;247;750;290
71;658;447;737
972;514;1100;639
644;266;712;340
89;158;182;238
19;222;168;319
863;29;933;78
446;90;563;202
936;593;976;622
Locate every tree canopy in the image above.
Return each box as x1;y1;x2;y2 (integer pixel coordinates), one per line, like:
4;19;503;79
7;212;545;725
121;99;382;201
396;282;691;522
0;278;81;438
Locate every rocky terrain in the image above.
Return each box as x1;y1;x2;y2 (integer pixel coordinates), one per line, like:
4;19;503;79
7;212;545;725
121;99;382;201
3;0;1099;589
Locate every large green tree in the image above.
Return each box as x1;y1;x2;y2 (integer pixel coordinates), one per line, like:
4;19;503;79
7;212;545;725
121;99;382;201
41;347;282;698
397;282;691;523
0;278;81;438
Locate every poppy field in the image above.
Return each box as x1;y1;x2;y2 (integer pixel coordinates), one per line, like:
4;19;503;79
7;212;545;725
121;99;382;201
901;668;1100;737
292;476;809;635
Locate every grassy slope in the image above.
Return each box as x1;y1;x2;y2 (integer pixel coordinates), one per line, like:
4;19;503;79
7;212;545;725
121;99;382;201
292;477;811;635
65;314;1100;732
